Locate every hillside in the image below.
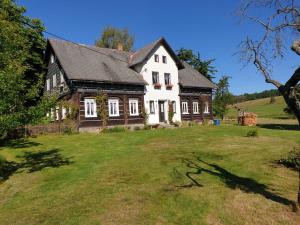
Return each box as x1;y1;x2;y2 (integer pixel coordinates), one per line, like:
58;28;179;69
227;96;289;119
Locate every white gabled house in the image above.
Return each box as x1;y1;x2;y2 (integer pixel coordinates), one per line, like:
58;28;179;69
44;37;217;130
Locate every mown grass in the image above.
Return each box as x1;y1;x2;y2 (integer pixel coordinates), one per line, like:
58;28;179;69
228;96;289;119
0;125;300;225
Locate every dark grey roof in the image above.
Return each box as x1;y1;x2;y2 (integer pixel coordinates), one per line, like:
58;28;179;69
129;37;184;69
48;38;216;89
179;62;217;89
48;39;146;85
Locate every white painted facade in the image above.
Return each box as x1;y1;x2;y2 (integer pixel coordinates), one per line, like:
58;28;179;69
135;44;181;124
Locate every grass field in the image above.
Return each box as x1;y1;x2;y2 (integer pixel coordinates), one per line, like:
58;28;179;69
227;96;290;119
1;125;300;225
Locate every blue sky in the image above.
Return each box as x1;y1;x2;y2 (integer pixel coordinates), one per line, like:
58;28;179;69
18;0;299;95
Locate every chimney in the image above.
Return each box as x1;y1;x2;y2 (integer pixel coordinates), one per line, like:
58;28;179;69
117;43;124;51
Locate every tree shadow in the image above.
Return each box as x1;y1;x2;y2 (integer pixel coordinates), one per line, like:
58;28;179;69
178;156;298;211
257;124;299;131
0;138;42;149
0;149;73;182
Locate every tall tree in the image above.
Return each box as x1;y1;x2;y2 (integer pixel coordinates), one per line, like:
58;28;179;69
237;0;300;206
0;0;54;137
177;48;217;81
213;76;233;120
237;0;300;125
95;26;134;51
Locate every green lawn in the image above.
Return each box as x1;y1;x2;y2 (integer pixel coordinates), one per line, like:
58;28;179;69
1;125;300;225
227;96;289;119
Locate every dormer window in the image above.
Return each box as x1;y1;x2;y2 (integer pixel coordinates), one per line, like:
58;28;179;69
162;56;167;64
154;54;159;62
50;54;55;64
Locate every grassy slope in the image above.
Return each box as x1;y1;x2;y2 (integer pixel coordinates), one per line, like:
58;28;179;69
227;96;289;119
0;126;300;225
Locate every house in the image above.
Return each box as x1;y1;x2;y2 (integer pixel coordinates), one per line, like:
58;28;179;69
44;37;217;131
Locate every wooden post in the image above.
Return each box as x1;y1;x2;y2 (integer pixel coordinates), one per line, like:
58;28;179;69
123;95;128;125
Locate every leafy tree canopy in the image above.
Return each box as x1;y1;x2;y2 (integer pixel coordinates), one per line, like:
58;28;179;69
213;76;233;120
0;0;55;137
176;48;217;81
95;26;134;51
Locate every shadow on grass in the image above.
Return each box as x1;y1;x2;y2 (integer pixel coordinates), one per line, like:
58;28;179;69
257;124;299;131
0;138;42;149
177;156;298;211
0;149;72;182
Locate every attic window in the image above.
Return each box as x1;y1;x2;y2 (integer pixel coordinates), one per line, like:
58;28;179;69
154;54;159;62
162;56;167;64
50;54;55;64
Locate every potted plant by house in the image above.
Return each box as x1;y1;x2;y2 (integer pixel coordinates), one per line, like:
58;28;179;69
154;83;161;89
166;84;173;90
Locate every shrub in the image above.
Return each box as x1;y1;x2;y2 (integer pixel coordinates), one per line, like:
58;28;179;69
102;126;127;133
246;130;258;137
144;125;151;130
134;126;141;131
277;148;300;170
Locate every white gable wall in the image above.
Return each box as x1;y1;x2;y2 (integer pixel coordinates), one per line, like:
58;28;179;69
136;44;181;124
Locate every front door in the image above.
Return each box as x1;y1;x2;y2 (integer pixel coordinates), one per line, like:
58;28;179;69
158;101;165;122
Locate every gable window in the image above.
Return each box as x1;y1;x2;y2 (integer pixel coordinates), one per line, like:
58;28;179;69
152;72;159;84
154;54;159;62
162;56;167;64
164;73;171;85
149;101;155;114
85;98;97;118
108;99;119;117
53;74;57;87
50;54;55;64
129;99;139;116
46;79;50;91
193;102;199;114
182;102;189;114
172;101;176;113
60;71;65;83
204;102;209;114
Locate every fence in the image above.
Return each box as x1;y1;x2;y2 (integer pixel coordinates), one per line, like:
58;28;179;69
7;122;78;139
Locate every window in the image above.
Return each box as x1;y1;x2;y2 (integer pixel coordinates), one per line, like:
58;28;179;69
62;107;67;119
152;72;159;84
162;55;167;64
108;99;119;117
46;79;50;91
204;102;209;114
164;73;171;85
182;102;189;114
193;102;199;114
50;54;55;64
53;74;57;87
85;98;97;118
60;71;65;83
50;108;54;121
129;99;139;116
149;101;155;114
154;54;159;62
56;107;59;121
172;101;176;113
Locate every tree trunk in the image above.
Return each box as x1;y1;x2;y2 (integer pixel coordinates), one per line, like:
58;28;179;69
279;86;300;125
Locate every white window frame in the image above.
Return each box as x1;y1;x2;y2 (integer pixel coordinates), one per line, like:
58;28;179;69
84;98;97;118
53;74;57;87
108;99;119;117
193;102;199;114
204;102;209;114
46;79;50;91
50;54;55;64
152;71;159;84
56;106;59;121
60;71;65;84
129;99;139;116
164;73;171;85
182;102;189;114
172;101;176;113
149;101;155;114
62;107;67;119
154;54;159;62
